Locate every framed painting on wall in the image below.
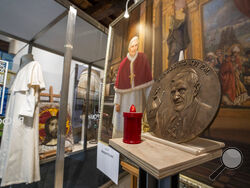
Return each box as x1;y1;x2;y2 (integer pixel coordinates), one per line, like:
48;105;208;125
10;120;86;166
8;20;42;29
191;0;250;144
202;0;250;108
98;0;154;143
39;102;73;158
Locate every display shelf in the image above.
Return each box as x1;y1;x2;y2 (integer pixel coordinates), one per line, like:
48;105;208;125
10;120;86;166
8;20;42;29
109;137;224;179
40;141;97;164
142;132;225;155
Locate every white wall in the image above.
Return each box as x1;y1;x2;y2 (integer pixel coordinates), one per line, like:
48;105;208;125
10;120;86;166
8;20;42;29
33;47;91;113
12;42;88;114
10;40;103;115
32;47;64;95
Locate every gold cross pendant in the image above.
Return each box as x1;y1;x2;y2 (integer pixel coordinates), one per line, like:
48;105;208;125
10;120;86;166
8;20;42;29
129;73;135;86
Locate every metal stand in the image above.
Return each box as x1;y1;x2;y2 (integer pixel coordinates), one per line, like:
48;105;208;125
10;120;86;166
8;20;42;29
54;6;77;188
83;65;92;151
139;168;179;188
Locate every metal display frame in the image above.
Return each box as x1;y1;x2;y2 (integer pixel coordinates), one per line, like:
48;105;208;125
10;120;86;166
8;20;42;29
0;2;108;188
0;2;108;69
54;7;77;188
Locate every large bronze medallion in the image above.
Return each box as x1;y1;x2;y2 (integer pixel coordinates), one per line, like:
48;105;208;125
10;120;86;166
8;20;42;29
146;59;221;143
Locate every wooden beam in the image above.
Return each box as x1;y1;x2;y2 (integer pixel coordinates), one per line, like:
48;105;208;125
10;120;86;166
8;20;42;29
91;4;114;20
120;161;139;177
40;86;60;102
99;17;113;26
70;0;92;9
91;2;127;21
86;0;127;20
55;0;108;34
120;161;139;188
85;0;119;14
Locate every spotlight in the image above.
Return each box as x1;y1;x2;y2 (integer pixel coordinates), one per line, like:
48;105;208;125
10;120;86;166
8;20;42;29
124;0;130;18
124;10;129;18
124;0;139;18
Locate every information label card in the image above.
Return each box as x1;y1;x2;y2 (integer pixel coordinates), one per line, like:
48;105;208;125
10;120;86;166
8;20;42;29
97;142;120;184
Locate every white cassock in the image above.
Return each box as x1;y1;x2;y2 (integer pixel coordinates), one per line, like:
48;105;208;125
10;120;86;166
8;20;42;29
0;61;45;186
112;86;152;138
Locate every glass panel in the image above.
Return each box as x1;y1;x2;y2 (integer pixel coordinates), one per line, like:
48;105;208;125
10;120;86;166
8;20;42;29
0;4;107;187
0;36;62;187
72;65;103;147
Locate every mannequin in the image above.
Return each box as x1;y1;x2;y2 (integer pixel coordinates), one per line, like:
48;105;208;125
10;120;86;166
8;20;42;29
0;53;45;186
19;53;34;69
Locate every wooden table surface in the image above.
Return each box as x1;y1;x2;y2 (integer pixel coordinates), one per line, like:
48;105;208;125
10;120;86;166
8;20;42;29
109;137;224;179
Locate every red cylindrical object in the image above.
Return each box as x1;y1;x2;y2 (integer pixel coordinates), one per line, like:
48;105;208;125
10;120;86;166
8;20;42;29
123;112;143;144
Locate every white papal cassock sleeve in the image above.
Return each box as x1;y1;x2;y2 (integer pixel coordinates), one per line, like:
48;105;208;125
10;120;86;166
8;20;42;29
19;62;45;117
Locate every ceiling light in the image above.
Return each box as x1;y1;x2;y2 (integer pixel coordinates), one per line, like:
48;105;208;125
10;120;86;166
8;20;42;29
124;10;129;18
124;0;130;18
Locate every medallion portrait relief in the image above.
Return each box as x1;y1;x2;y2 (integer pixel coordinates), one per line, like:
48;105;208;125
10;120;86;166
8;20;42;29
147;59;221;143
